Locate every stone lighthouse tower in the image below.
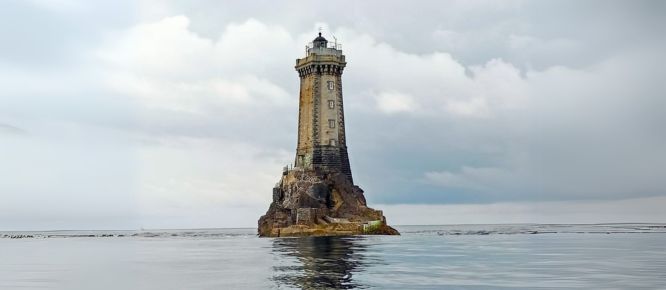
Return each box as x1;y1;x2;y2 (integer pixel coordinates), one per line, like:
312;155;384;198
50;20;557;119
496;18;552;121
257;33;398;237
294;33;352;182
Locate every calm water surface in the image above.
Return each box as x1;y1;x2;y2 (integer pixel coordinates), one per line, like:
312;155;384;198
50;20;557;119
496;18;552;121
1;224;665;289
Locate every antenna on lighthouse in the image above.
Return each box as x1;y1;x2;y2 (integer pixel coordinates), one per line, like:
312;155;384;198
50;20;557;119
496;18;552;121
331;33;338;49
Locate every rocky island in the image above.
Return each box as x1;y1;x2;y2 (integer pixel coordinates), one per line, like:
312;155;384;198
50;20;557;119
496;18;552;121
258;33;398;237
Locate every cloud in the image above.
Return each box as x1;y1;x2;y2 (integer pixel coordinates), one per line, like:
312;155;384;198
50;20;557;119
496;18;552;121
415;50;666;203
331;28;530;118
375;91;418;114
1;2;665;229
136;136;290;212
98;16;296;77
424;167;514;192
0;124;26;135
380;195;666;225
97;16;295;119
78;16;666;207
25;0;85;12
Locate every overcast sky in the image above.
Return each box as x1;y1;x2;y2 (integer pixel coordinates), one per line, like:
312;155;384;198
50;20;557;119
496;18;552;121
1;0;665;230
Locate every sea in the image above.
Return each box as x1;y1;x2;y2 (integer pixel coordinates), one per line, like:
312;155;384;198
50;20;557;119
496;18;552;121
1;224;665;289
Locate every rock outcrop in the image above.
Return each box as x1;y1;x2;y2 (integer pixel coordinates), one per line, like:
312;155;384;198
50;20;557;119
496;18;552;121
258;169;399;237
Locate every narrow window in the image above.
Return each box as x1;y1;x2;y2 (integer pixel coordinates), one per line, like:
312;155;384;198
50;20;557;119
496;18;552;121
329;139;337;146
328;119;335;128
327;81;334;91
328;100;335;109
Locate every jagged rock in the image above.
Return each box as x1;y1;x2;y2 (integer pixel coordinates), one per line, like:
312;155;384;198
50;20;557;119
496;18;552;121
258;169;399;237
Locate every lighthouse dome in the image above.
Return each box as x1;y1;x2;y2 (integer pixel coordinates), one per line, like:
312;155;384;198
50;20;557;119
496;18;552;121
313;32;328;48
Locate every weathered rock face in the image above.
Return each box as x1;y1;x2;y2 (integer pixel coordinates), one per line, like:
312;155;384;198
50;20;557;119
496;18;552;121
258;169;399;237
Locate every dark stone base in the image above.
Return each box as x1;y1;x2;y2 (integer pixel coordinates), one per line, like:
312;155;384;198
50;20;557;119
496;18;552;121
312;145;353;183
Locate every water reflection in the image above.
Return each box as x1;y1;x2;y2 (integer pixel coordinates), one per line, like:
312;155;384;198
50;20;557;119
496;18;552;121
271;236;368;289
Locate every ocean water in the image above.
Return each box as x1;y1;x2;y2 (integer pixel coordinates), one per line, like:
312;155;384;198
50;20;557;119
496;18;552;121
1;224;665;289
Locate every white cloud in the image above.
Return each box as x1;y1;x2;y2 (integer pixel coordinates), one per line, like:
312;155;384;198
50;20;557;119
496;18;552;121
100;16;213;76
375;91;418;113
98;16;295;114
444;97;490;117
99;16;296;77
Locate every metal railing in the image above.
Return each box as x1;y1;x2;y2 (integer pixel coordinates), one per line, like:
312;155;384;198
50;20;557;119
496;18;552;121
306;42;342;50
305;42;342;56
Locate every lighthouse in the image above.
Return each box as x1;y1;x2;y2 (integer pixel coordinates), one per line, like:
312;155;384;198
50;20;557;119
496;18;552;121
257;32;398;237
294;33;352;183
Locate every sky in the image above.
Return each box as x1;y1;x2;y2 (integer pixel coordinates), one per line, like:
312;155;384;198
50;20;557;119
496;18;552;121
1;0;665;230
